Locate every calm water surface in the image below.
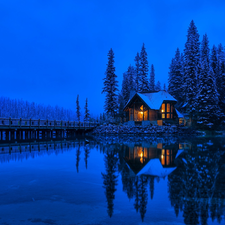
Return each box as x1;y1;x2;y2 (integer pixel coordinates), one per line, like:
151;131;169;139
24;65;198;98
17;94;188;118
0;136;225;225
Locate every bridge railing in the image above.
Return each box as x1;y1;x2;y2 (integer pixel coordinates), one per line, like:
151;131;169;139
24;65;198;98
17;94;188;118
0;118;99;128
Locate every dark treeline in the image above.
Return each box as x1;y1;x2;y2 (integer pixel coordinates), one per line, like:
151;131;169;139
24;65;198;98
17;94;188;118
0;95;92;121
168;20;225;127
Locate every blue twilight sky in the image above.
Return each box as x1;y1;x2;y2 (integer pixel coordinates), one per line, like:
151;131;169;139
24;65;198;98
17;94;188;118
0;0;225;116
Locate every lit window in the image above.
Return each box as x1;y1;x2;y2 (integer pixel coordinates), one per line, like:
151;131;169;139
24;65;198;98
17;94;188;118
161;103;165;112
167;114;170;119
162;113;165;119
167;103;170;112
171;114;173;119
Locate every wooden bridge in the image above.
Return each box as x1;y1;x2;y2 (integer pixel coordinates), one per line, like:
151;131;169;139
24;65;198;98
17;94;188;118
0;117;99;141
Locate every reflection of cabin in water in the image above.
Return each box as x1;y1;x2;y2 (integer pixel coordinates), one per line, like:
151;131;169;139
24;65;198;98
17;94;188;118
122;143;180;176
123;90;184;126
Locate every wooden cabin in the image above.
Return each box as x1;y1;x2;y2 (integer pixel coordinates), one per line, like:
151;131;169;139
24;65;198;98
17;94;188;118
123;90;183;126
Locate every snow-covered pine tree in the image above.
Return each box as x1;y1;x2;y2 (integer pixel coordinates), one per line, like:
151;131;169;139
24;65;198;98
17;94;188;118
84;98;90;122
217;44;225;111
155;81;161;91
139;43;149;92
121;65;136;104
168;48;183;102
76;94;81;121
183;20;200;118
168;57;176;93
102;48;119;117
134;52;141;92
127;65;135;92
121;72;130;104
118;92;125;116
163;83;167;91
197;34;221;127
149;64;155;91
210;45;218;76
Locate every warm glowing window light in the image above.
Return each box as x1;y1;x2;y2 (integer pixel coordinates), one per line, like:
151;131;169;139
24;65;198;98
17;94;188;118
161;103;165;112
167;103;170;112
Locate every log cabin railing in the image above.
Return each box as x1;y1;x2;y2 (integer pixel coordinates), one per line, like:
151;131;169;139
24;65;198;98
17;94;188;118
0;117;99;129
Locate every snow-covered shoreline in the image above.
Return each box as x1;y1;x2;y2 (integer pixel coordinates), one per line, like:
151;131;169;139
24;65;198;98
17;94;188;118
92;124;197;136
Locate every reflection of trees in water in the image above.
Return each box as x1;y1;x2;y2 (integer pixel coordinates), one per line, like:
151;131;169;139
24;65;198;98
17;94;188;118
100;138;225;223
139;176;148;222
76;143;81;173
102;151;119;217
168;142;225;225
84;145;90;169
149;176;154;200
119;166;152;221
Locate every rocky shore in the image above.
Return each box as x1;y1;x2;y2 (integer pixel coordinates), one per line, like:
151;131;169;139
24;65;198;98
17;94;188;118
92;124;197;136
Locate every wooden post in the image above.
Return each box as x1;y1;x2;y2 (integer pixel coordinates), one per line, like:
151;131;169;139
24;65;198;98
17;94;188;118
9;117;11;128
46;120;48;128
61;120;63;129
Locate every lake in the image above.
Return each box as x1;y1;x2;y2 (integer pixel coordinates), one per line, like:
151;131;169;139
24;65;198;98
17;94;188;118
0;135;225;225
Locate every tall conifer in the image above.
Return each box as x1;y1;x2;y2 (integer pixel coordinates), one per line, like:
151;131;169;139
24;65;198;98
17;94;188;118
183;20;200;118
102;48;119;116
197;34;221;127
84;98;90;122
149;64;155;91
168;48;183;102
134;52;141;92
139;43;149;92
76;94;81;121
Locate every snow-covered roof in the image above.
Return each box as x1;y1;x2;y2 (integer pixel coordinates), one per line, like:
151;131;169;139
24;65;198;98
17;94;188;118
136;159;176;178
175;109;184;118
124;90;177;110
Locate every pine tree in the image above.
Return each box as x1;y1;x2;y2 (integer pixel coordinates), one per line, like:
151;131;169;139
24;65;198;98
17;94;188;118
118;92;125;116
197;34;221;127
217;44;225;111
76;94;81;121
183;20;200;118
121;65;136;104
121;72;130;104
210;45;218;76
127;65;135;90
168;48;183;102
84;98;90;122
149;64;155;91
155;81;161;91
102;48;119;117
134;52;141;92
163;83;167;91
139;43;149;92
